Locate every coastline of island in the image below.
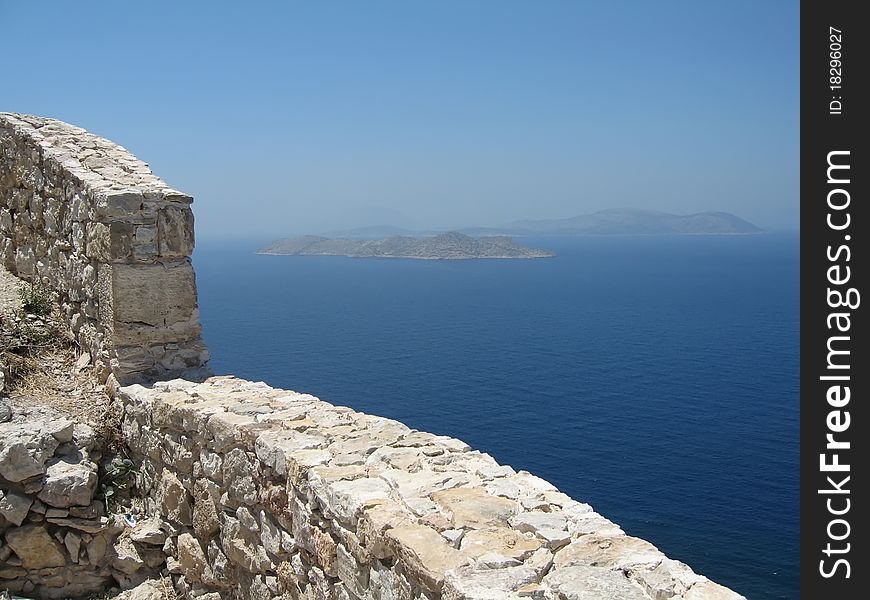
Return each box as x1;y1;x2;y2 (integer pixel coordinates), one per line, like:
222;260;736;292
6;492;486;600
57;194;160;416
257;232;555;260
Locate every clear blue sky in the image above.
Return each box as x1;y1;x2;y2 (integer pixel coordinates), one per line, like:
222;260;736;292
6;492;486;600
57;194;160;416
2;1;798;237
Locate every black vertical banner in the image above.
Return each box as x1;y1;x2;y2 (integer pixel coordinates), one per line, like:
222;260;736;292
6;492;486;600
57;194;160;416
801;1;868;597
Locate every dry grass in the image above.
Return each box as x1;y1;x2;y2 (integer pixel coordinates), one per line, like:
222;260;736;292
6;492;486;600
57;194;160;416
7;344;120;440
159;575;178;600
1;272;118;445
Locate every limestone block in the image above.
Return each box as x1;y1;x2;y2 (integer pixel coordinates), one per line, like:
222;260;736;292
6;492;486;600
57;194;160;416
379;468;456;501
5;524;67;569
44;516;110;533
14;244;36;275
543;565;649;600
86;532;109;565
443;564;539;600
0;424;59;482
44;197;61;236
86;221;135;261
111;534;147;575
368;564;401;600
509;511;571;549
200;449;223;481
458;528;541;562
112;579;166;600
177;532;212;583
566;510;624;538
1;238;14;270
258;509;288;558
69;499;105;519
0;208;12;232
130;519;168;545
69;192;89;222
255;429;327;477
325;477;392;526
553;534;664;572
289;496;318;554
223;448;258;506
0;489;33;526
385;524;469;592
158;206;194;257
37;456;98;508
133;224;158;260
71;221;86;254
93;191;147;220
65;531;82;563
111;346;159;380
99;260;201;345
10;187;33;211
193;487;222;540
431;487;518;529
221;516;272;573
335;543;369;598
158;468;192;525
312;525;338;576
207;538;233;586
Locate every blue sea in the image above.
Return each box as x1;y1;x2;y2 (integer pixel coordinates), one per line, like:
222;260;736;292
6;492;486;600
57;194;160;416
193;233;799;600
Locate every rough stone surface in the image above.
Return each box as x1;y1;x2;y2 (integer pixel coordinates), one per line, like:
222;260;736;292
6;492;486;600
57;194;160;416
0;488;32;526
0;403;160;597
386;524;468;591
108;376;746;600
544;565;650;599
177;532;211;582
0;418;60;481
0;112;210;383
5;524;68;569
37;456;98;508
114;579;169;600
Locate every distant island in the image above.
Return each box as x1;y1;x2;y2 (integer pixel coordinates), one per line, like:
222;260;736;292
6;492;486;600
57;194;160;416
326;209;764;238
489;209;764;236
257;232;554;260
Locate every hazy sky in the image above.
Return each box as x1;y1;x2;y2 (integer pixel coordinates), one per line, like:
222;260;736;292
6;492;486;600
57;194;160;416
3;1;798;237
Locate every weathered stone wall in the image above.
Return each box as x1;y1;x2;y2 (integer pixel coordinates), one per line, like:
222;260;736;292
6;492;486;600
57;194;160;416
0;401;163;598
0;113;209;384
117;376;744;600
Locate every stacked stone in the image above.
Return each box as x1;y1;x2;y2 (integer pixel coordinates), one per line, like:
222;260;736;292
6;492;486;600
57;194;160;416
0;402;163;598
118;376;745;600
0;113;209;383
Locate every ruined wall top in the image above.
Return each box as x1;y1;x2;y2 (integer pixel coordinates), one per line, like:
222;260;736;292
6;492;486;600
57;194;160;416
0;113;183;200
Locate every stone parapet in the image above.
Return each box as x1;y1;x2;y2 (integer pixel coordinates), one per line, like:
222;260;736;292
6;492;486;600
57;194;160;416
117;376;745;600
0;113;209;383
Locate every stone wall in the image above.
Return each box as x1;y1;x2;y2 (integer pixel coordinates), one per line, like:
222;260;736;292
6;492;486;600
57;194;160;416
116;376;744;600
0;400;163;598
0;113;209;384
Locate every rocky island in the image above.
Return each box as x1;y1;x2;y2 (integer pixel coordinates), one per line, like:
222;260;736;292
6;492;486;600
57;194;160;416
257;231;555;259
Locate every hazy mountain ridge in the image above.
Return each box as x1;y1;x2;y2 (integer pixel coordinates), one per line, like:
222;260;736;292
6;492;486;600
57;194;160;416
325;209;763;238
258;232;554;259
499;209;763;235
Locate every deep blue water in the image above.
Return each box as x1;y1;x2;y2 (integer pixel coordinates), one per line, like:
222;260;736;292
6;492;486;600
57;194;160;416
194;234;799;600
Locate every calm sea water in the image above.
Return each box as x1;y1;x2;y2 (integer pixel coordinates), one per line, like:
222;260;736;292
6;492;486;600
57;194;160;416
193;233;799;600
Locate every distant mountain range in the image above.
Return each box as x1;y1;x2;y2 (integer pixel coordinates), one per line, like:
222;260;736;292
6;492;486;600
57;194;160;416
258;232;554;260
324;209;763;238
